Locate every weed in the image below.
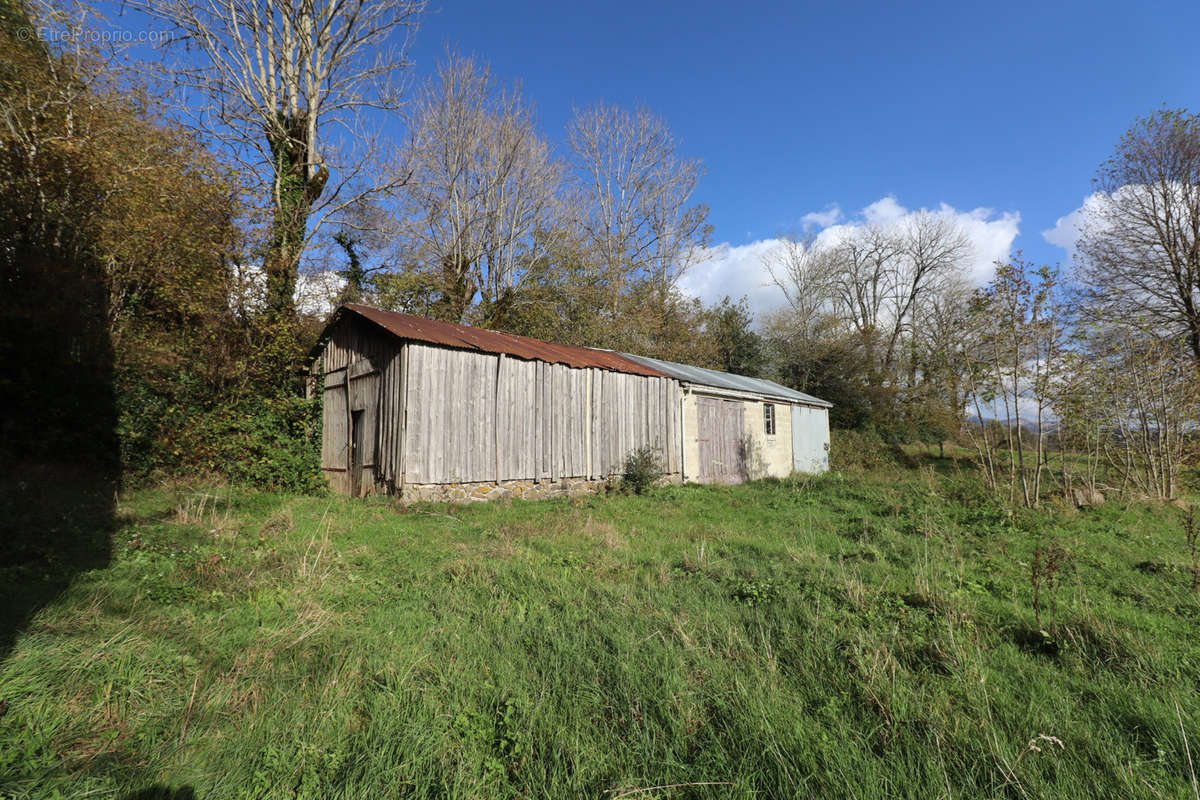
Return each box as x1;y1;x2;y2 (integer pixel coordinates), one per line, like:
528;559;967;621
619;445;663;495
1183;505;1199;594
730;579;779;605
1031;541;1071;629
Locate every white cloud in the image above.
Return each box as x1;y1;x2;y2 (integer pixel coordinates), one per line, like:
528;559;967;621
681;196;1021;319
1043;193;1102;258
678;238;787;317
944;203;1023;284
800;204;842;229
297;270;346;317
861;195;907;224
227;264;346;318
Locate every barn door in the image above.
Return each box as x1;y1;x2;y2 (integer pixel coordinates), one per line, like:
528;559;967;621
350;410;365;495
697;396;746;484
347;369;378;496
321;372;350;494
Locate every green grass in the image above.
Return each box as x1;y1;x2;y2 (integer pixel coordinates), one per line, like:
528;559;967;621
2;467;1199;799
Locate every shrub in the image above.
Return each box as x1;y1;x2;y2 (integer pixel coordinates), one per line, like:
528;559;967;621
620;445;663;495
117;373;324;494
829;428;900;471
196;395;324;494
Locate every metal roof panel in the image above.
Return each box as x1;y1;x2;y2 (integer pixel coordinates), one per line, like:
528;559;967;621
617;352;832;407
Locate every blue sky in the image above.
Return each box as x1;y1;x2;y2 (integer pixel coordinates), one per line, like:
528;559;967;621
98;0;1200;313
402;0;1199;310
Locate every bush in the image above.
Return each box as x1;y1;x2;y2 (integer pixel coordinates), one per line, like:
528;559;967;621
620;445;663;495
117;373;324;494
829;428;901;471
192;395;324;494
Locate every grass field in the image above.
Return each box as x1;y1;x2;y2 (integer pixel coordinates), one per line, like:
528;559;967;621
1;463;1199;799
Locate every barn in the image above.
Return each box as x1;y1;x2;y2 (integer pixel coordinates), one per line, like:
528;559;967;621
617;353;832;482
308;304;830;500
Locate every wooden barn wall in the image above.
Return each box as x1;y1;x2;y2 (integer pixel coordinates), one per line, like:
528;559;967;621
403;342;681;486
403;344;498;484
374;348;405;491
320;316;394;374
317;317;401;494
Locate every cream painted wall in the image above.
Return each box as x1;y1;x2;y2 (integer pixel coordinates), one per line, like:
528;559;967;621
681;390;795;482
682;390;700;482
744;399;793;480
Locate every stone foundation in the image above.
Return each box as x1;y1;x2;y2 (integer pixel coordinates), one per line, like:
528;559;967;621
399;474;681;503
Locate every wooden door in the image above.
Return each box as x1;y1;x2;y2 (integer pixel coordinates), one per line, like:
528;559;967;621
348;371;378;494
350;409;365;496
321;372;350;494
320;357;380;497
697;396;746;484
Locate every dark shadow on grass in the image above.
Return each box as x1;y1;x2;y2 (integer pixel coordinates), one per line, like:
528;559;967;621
1008;624;1061;658
0;466;116;660
0;247;117;661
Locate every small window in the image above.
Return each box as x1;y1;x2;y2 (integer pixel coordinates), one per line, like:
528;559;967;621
763;403;776;435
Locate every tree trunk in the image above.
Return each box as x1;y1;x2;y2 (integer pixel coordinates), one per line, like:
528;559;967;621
266;115;327;318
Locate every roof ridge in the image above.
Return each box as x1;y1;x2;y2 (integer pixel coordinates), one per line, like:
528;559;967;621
617;351;832;407
335;304;668;378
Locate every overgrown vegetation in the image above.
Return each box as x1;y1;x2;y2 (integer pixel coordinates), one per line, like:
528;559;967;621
0;0;324;489
3;7;1200;794
1;461;1197;798
619;444;665;495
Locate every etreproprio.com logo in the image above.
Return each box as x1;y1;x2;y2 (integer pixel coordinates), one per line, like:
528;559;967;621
18;26;174;44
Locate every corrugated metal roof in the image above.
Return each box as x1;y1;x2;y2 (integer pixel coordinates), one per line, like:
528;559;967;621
618;352;832;407
339;304;668;377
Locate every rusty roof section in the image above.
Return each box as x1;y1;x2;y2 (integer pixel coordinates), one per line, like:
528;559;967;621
340;304;668;377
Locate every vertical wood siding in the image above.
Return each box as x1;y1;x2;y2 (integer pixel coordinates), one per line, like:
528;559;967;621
373;349;403;491
314;321;684;492
322;372;348;471
401;342;680;485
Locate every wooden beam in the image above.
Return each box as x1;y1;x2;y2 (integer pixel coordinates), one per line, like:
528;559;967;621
398;342;409;493
495;353;505;483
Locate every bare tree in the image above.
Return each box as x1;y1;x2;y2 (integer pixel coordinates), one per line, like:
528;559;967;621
398;53;560;322
135;0;425;316
815;214;969;370
886;211;972;366
566;103;709;316
963;258;1064;507
909;273;974;447
824;224;904;342
763;233;836;340
1078;108;1200;368
763;211;972;438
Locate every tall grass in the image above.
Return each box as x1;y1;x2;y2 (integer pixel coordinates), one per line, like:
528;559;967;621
1;466;1197;798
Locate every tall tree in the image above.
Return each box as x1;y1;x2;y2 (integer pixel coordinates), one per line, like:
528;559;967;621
566;103;709;319
137;0;424;318
1078;108;1200;368
398;53;560;322
887;211;972;367
709;297;766;377
907;274;973;444
763;233;834;340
